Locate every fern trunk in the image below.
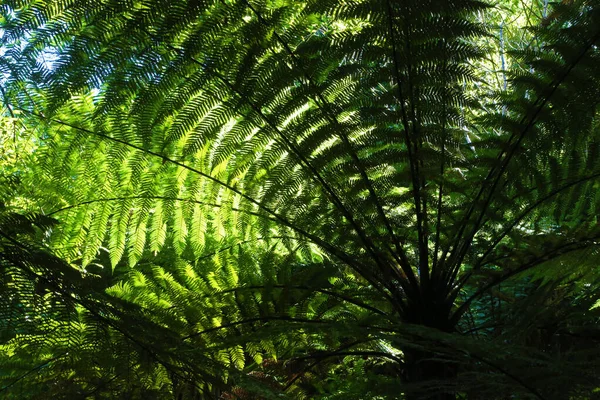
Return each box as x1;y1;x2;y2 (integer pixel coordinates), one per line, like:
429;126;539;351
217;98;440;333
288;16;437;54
402;284;457;400
402;348;458;400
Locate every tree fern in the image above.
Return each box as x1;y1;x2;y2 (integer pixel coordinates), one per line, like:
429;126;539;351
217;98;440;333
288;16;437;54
2;0;600;398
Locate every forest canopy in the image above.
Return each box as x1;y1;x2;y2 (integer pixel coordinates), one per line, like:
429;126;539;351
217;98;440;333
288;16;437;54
0;0;600;399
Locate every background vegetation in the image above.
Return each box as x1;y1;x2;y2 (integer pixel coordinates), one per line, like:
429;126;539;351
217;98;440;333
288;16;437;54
0;0;599;398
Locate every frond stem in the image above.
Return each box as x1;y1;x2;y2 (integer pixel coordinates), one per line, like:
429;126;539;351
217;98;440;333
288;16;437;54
242;1;415;289
445;26;600;286
20;108;396;304
450;236;600;326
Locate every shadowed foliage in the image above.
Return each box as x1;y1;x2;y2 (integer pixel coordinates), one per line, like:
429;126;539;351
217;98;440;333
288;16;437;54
1;0;600;398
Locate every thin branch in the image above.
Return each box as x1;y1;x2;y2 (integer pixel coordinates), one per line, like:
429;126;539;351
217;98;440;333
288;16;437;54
467;352;546;400
0;353;67;394
243;0;414;278
292;350;402;365
47;195;257;218
209;285;389;316
81;371;122;397
19;108;395;304
401;10;429;284
184;314;400;340
450;236;600;325
0;231;211;394
0;83;19;159
432;42;450;279
385;0;423;290
194;235;299;261
422;336;547;400
183;316;329;339
445;26;600;284
284;349;401;391
158;42;400;303
471;171;600;275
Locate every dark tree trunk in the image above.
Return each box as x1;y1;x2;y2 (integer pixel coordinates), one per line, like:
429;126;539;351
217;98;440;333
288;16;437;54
402;348;458;400
401;285;458;400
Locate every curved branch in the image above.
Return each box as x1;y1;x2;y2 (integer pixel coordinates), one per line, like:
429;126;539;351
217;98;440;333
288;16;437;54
19;108;396;304
183;316;329;340
158;42;400;304
284;347;402;391
467;351;546;400
450;236;600;325
47;195;260;218
208;285;389;316
243;0;415;287
0;353;67;394
471;171;600;275
446;27;600;283
0;230;211;394
384;0;424;288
